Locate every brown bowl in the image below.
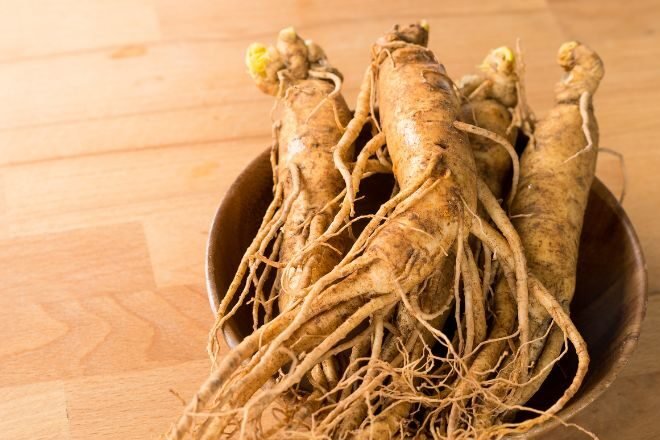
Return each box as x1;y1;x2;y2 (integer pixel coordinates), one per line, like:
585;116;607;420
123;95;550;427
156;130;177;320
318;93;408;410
206;149;647;436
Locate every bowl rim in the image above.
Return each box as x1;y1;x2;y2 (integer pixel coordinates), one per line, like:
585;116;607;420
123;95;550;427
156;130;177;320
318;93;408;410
205;150;274;348
205;149;648;435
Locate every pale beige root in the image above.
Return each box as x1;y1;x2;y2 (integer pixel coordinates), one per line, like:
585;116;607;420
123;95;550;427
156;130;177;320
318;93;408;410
494;41;603;417
271;136;392;409
368;207;476;438
217;28;358;411
442;287;589;439
465;219;590;439
196;300;369;439
309;132;387;252
599;147;627;204
438;247;482;420
267;319;379;435
340;338;371;402
380;253;456;364
481;245;493;299
207;167;291;361
445;243;490;437
274;76;354;308
445;276;517;437
233;295;399;439
439;224;580;438
341;253;454;439
281;131;388;292
327;318;435;440
353;398;412;440
486;278;590;438
320;357;340;402
344;341;426;440
458;46;521;201
318;23;480;437
316;365;392;434
441;47;529;437
507;325;565;409
370;158;456;435
208;27;356;360
193;254;384;436
443;51;524;434
328;26;462;431
252;234;283;332
454;44;524;370
418;181;527;438
445;177;529;439
453;120;519;206
332;67;377;213
461;243;487;358
338;25;532;440
267;30;354;311
476;178;530;381
332;311;389;437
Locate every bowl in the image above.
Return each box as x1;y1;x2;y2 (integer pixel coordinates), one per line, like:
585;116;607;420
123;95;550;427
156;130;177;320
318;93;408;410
205;149;647;436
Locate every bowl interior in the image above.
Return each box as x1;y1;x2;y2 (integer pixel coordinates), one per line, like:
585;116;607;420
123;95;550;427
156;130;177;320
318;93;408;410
206;149;647;434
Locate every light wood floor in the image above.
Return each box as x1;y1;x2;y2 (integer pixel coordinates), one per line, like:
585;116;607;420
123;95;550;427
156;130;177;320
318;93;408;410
0;1;658;438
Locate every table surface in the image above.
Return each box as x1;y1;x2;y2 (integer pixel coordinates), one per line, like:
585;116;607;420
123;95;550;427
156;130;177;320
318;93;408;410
0;1;658;439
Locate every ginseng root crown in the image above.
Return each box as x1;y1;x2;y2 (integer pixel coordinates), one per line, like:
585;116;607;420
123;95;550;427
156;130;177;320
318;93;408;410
374;21;429;48
555;41;605;102
246;27;342;95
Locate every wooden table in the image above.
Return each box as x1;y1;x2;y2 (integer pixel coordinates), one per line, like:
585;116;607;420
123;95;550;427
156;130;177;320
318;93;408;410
0;1;657;438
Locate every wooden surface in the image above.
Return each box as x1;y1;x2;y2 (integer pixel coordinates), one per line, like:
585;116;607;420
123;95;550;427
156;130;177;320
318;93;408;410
0;1;657;439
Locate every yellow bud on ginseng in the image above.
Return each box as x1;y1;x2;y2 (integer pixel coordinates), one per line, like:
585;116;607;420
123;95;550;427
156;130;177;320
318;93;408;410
480;46;515;74
246;43;270;78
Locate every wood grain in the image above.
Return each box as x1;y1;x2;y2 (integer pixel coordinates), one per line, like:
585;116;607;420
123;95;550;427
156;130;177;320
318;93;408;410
0;284;210;388
66;360;210;440
0;1;658;439
0;223;155;304
0;381;70;440
2;139;266;238
0;0;160;61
